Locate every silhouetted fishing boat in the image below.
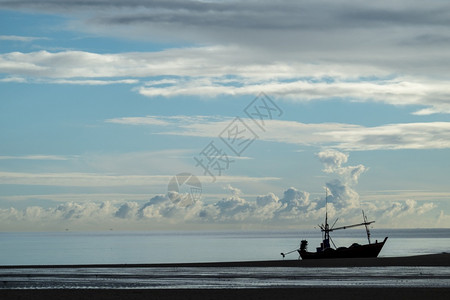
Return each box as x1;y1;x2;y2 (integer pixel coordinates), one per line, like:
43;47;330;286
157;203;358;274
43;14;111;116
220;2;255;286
282;189;388;259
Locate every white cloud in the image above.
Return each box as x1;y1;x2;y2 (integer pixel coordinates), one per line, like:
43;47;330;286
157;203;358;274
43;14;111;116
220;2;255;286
48;79;139;85
315;149;365;210
317;150;349;173
0;193;152;204
139;78;450;115
0;76;26;83
115;202;140;219
382;199;435;219
374;199;437;228
325;122;450;150
0;155;73;161
0;171;171;187
317;150;367;183
0;148;442;230
0;149;442;229
256;192;279;207
0;171;279;188
214;195;253;222
0;35;49;42
326;179;360;210
106;115;450;151
316;150;437;226
224;184;242;196
0;187;441;230
0;48;249;79
1;49;450;113
106;116;172;126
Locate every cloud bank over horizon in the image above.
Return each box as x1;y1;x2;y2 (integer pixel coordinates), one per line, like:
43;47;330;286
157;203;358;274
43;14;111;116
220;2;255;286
0;150;442;231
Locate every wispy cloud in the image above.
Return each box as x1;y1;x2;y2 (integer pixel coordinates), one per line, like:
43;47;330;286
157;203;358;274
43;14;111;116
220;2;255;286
48;79;139;85
0;76;27;83
0;35;49;42
106;115;450;151
324;122;450;150
105;115;225;126
0;155;74;161
0;171;278;187
1;49;449;113
0;193;152;203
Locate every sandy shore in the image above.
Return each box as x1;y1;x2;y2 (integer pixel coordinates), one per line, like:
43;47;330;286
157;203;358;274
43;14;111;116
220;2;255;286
1;252;449;269
1;288;450;300
1;253;449;299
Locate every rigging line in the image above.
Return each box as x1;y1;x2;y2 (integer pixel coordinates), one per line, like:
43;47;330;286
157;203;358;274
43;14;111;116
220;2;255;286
329;235;337;249
331;217;339;229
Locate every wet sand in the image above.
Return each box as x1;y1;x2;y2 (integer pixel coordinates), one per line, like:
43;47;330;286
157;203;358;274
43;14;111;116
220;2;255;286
1;253;449;300
1;252;449;269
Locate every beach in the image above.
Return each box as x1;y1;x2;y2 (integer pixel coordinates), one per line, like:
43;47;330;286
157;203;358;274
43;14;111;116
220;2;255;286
1;252;450;269
1;253;449;300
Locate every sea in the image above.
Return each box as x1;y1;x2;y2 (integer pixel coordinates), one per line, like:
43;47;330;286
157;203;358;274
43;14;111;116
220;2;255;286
1;229;449;289
1;228;449;265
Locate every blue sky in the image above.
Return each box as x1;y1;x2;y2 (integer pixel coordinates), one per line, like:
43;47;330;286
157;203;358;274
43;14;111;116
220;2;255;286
1;0;450;231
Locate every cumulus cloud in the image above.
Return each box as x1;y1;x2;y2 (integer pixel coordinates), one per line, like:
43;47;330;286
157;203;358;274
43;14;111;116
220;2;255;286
0;187;441;230
0;153;441;230
317;150;349;173
115;202;139;219
256;193;279;207
224;184;242;196
317;150;367;183
382;199;435;219
279;188;311;210
315;150;437;227
214;195;252;222
313;149;367;216
326;179;360;210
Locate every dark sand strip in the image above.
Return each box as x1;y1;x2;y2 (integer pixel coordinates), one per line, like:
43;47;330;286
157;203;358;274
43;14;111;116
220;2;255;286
1;253;449;269
1;288;450;300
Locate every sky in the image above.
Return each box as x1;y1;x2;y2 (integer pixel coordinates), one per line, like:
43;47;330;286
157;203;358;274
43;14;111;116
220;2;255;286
0;0;450;231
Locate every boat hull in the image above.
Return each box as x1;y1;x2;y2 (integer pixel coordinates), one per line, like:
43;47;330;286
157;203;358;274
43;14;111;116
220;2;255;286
300;237;388;259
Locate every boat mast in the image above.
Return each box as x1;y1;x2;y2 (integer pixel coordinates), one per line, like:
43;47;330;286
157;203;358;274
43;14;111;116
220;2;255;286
362;210;371;244
323;188;330;246
325;188;328;228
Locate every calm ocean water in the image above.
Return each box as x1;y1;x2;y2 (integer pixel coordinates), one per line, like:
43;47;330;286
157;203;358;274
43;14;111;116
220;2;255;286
1;229;449;265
